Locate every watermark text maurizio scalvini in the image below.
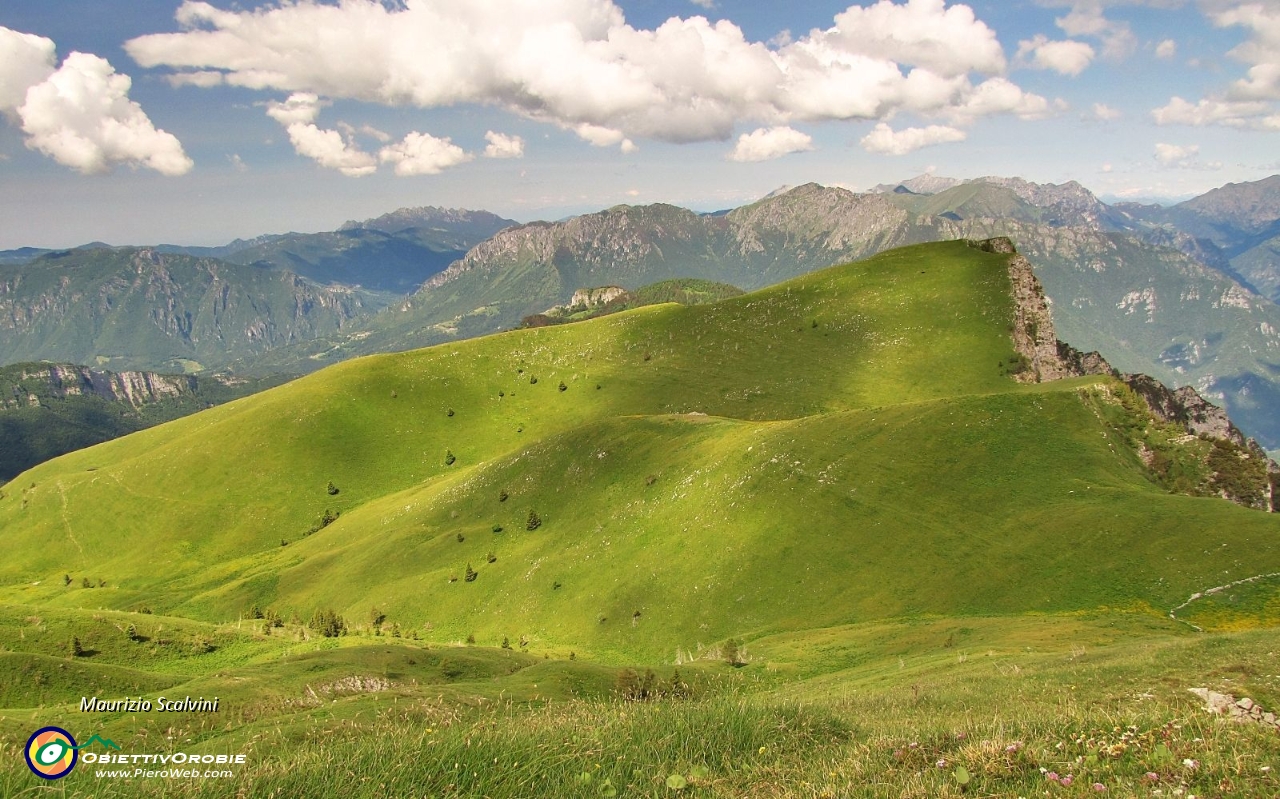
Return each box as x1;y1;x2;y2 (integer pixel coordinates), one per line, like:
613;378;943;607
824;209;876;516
81;696;220;713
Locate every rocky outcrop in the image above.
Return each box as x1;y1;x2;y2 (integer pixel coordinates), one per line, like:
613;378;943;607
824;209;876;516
567;286;628;310
970;238;1122;382
5;364;196;410
977;237;1277;510
973;237;1113;383
1121;374;1247;447
1189;688;1280;729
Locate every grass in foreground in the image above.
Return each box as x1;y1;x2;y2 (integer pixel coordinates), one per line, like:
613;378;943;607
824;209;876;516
1;617;1278;798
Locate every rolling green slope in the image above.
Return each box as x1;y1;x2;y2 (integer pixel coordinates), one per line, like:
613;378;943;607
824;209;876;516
0;241;1276;665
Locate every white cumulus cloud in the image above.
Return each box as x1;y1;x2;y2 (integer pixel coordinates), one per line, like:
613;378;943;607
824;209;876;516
1092;102;1121;121
1;26;191;175
483;131;524;159
860;122;966;155
0;27;56;115
266;92;322;126
1150;3;1280;130
727;126;813;162
125;0;1050;151
284;122;376;177
1152;96;1278;129
1016;34;1095;76
1154;142;1222;170
1054;1;1136;61
1155;39;1176;59
379;131;472;176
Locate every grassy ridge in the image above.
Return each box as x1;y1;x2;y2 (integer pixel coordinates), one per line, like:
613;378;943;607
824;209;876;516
1;241;1277;666
0;240;1278;795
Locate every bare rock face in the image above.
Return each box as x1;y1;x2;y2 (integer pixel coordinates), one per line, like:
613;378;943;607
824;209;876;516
970;238;1115;383
13;364;196;409
1121;374;1247;447
567;286;628;309
1007;254;1070;382
975;237;1276;511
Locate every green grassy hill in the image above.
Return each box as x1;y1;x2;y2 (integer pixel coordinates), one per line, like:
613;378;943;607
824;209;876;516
3;239;1280;797
2;241;1276;662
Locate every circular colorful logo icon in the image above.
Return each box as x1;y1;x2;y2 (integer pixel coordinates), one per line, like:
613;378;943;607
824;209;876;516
25;727;77;780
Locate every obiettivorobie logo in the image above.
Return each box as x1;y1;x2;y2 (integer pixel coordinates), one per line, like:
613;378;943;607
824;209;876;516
24;727;120;780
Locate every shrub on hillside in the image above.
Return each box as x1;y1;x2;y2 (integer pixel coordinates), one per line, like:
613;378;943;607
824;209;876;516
465;564;477;582
326;481;339;496
1207;439;1269;506
526;510;542;531
444;449;456;466
309;608;347;638
615;668;659;701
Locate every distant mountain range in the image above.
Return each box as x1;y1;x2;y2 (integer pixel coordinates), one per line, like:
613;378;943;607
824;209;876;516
0;248;372;374
1;180;1277;455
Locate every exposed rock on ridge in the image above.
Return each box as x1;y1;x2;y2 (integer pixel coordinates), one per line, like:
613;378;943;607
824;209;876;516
4;364;196;410
972;237;1113;383
974;236;1278;510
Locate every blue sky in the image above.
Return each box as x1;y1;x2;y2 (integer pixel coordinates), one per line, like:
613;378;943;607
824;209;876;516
1;0;1277;248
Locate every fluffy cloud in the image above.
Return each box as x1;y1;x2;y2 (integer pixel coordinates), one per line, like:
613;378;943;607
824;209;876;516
1054;1;1136;61
823;0;1005;77
126;0;1051;152
20;53;192;176
1092;102;1122;120
1016;35;1095;76
0;27;191;175
0;27;56;114
1214;3;1280;101
1151;3;1280;130
266;92;322;125
483;131;524;159
265;92;476;176
860;122;966;154
1152;95;1279;129
1154;142;1223;170
265;91;374;175
379;132;472;176
1155;38;1177;59
947;77;1056;124
726;126;812;162
284;122;376;176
